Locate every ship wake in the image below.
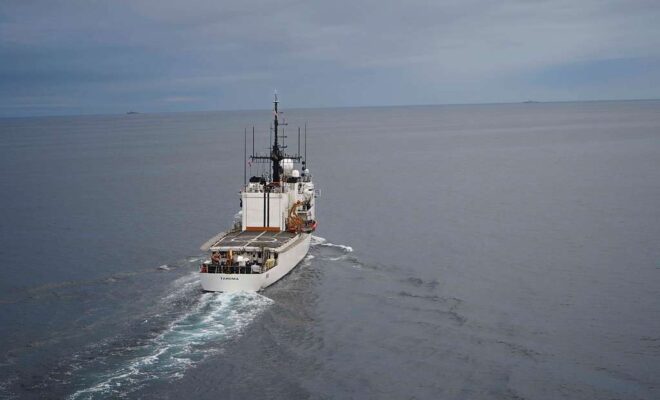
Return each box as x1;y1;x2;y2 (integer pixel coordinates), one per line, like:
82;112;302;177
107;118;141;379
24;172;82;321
311;235;353;253
69;280;272;399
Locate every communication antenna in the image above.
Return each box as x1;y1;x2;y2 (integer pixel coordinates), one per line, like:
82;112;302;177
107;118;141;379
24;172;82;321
247;93;301;182
304;122;308;169
243;128;247;186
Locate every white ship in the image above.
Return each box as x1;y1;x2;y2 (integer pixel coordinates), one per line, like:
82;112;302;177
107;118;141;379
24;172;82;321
199;94;317;292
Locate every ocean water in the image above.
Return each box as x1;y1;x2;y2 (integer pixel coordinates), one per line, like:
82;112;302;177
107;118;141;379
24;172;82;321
1;101;659;399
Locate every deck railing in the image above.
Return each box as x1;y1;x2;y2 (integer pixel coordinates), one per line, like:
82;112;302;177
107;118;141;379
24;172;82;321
200;262;275;275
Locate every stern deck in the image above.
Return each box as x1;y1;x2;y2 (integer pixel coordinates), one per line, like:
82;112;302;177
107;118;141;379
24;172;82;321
210;230;297;250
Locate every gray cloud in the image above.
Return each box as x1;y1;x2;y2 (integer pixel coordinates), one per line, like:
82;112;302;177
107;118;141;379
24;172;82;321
1;0;659;116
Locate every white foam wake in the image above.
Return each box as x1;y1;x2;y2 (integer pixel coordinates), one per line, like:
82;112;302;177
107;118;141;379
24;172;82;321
311;235;353;252
69;291;272;399
161;273;200;304
310;235;327;245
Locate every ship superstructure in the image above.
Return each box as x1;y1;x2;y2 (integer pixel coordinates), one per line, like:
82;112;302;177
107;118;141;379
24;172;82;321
199;94;317;291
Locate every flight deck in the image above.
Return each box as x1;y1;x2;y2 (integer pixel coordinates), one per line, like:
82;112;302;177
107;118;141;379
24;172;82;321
210;230;297;250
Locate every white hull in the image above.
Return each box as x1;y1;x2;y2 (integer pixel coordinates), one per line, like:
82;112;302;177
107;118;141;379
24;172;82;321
200;233;311;292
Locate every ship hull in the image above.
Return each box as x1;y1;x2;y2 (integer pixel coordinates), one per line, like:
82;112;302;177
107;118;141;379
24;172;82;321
200;233;311;292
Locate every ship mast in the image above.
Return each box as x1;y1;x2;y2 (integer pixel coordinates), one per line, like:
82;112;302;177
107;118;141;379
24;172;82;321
271;93;282;183
249;92;302;183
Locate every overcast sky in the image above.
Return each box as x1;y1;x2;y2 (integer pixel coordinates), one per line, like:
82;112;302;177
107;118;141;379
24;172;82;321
1;0;659;116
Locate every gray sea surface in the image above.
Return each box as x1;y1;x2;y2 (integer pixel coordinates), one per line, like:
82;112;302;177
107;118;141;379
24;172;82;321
1;101;659;399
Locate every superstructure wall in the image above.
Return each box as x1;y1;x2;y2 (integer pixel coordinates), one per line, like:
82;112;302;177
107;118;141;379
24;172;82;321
242;192;287;230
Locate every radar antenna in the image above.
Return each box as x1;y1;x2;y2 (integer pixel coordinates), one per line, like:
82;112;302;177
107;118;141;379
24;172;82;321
248;92;302;183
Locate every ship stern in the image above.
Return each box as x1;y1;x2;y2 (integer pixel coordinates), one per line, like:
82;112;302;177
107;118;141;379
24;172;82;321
200;272;266;292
